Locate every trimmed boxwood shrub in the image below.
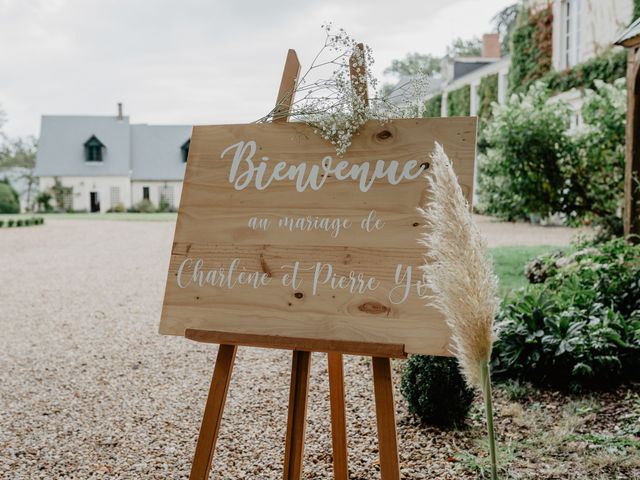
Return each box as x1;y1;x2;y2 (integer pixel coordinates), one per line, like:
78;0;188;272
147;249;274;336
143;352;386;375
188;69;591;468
401;355;475;427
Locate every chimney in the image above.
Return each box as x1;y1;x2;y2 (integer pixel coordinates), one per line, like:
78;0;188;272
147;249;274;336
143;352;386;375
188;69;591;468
482;33;500;58
117;102;123;120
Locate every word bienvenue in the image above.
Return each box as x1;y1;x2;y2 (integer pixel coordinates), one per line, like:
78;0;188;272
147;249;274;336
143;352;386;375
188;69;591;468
176;258;426;305
222;140;425;193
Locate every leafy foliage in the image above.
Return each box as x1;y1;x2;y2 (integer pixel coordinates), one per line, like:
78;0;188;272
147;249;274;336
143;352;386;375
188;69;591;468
50;177;72;212
508;4;553;94
563;79;626;237
493;238;640;391
447;85;470;117
384;52;441;77
0;181;19;213
478;79;625;232
478;82;572;220
491;3;519;55
447;37;482;57
478;73;499;121
401;355;475;427
0;136;37;211
423;94;442;117
543;50;626;94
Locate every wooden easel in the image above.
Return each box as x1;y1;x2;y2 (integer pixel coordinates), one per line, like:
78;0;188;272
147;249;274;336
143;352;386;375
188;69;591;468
187;47;406;480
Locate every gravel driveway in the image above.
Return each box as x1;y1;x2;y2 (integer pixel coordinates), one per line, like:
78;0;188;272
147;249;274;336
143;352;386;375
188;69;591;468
0;218;577;479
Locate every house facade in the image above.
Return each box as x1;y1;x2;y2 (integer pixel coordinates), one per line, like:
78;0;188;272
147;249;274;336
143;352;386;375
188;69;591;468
35;106;191;213
429;0;633;121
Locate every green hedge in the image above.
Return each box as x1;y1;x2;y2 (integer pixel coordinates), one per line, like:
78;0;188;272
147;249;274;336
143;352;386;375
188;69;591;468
543;49;627;94
508;4;553;94
423;94;442;117
478;73;499;120
447;85;470;116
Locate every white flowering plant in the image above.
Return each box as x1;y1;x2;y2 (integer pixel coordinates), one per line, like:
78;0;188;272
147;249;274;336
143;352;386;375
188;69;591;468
257;24;429;156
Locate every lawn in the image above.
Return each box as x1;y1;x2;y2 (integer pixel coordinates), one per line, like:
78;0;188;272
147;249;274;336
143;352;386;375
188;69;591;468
490;245;564;296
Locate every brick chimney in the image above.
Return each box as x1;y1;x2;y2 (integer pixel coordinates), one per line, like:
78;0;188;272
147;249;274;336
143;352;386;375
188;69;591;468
482;33;501;58
117;102;123;120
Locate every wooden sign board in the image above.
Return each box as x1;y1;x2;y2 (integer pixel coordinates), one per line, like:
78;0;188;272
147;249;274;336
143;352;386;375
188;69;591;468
160;118;476;355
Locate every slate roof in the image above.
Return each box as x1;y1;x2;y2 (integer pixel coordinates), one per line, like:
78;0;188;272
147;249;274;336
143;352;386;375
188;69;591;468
35;115;192;181
35;116;131;177
130;124;191;181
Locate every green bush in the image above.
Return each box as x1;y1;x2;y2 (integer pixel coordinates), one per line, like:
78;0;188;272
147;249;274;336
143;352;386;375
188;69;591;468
478;82;572;220
15;219;23;227
0;183;20;213
107;202;127;213
23;218;31;226
424;94;442;117
447;85;470;116
7;219;14;227
477;73;498;121
543;50;626;95
129;199;156;213
493;238;640;391
401;355;475;427
563;79;626;237
0;220;4;227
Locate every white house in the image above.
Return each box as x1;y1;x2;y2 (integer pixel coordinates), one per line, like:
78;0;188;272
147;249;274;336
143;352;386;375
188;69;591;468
35;104;191;213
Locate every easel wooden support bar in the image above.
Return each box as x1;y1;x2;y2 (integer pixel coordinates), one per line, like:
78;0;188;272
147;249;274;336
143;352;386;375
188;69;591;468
189;344;237;480
185;329;406;358
283;350;312;479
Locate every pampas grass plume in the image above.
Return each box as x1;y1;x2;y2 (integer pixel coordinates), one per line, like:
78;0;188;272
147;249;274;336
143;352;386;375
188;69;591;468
418;142;499;388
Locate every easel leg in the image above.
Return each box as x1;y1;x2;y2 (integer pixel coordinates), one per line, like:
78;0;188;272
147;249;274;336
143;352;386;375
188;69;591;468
327;352;349;480
372;357;400;480
283;350;312;480
190;344;237;480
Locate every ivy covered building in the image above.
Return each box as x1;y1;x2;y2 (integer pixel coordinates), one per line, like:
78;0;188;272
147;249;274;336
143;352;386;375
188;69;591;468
426;0;633;124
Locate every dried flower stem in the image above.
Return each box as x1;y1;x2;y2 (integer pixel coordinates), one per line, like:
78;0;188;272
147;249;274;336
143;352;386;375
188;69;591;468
256;24;429;156
419;144;500;479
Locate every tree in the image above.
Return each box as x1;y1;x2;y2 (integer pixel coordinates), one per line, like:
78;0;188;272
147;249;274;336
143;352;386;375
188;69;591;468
446;37;483;57
383;52;441;77
491;3;519;55
0;136;38;211
0;180;19;213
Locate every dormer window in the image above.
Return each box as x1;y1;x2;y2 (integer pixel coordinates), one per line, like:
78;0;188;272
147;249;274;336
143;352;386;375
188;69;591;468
181;138;190;163
84;135;105;162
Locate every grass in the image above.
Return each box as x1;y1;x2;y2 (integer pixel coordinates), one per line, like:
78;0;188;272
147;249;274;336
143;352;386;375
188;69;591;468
489;245;561;296
0;212;177;222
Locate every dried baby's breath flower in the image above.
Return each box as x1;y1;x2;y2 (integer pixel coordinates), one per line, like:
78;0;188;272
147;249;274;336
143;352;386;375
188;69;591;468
257;24;430;156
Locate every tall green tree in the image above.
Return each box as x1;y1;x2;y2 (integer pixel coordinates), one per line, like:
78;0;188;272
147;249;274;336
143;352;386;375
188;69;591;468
383;52;441;77
446;37;483;57
0;136;38;211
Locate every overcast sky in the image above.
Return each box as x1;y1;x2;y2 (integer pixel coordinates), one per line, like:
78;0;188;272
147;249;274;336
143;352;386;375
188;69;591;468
0;0;515;139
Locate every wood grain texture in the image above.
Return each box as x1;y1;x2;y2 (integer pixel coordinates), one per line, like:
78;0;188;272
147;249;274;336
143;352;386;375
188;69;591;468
185;329;406;357
160;118;477;355
327;353;349;480
283;350;311;480
274;49;300;123
372;357;400;480
189;344;237;480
